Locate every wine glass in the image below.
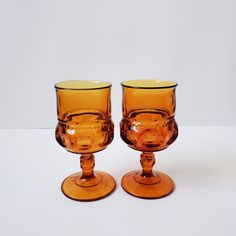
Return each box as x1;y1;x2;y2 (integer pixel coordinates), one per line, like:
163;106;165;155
55;80;116;201
120;80;178;199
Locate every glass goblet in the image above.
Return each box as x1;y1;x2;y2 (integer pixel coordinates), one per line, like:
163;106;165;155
120;80;178;199
55;80;116;201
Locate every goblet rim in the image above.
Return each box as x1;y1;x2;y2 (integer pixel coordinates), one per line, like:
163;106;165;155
121;79;178;89
54;80;112;90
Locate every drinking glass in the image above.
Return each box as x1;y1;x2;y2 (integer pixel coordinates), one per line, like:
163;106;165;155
120;80;178;199
55;80;116;201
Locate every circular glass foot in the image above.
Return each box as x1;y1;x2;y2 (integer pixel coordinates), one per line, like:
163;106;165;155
61;171;116;201
121;170;174;199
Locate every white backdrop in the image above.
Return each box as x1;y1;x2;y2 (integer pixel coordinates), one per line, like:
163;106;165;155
0;0;235;128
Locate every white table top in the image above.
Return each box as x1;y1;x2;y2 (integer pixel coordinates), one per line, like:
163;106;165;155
0;126;236;236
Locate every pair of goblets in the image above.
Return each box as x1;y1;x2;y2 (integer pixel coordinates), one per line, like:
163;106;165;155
55;80;178;201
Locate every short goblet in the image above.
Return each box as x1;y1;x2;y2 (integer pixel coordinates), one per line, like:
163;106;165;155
55;80;116;201
120;80;178;199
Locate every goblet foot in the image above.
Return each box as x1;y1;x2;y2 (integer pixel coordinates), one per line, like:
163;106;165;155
61;171;116;201
121;170;174;199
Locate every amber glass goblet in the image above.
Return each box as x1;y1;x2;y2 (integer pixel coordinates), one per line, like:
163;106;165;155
55;80;116;201
120;80;178;199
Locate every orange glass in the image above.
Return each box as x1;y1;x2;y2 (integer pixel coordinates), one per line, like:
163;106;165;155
120;80;178;199
55;80;116;201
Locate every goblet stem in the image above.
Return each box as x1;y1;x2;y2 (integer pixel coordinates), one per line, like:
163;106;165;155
132;151;160;185
140;152;155;177
74;153;101;187
80;153;95;178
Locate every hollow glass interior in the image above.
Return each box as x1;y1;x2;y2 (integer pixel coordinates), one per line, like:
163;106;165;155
55;80;111;90
121;79;178;152
55;80;113;154
121;79;177;88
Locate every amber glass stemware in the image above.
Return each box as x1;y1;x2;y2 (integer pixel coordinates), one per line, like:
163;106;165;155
55;80;116;201
120;80;178;199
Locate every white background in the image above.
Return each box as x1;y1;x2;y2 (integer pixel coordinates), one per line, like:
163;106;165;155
0;0;236;128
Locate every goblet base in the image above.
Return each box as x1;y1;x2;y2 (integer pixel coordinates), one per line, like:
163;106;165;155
121;170;174;199
61;171;116;201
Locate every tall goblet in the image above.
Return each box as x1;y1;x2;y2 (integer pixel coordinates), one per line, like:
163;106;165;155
55;80;116;201
120;80;178;199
